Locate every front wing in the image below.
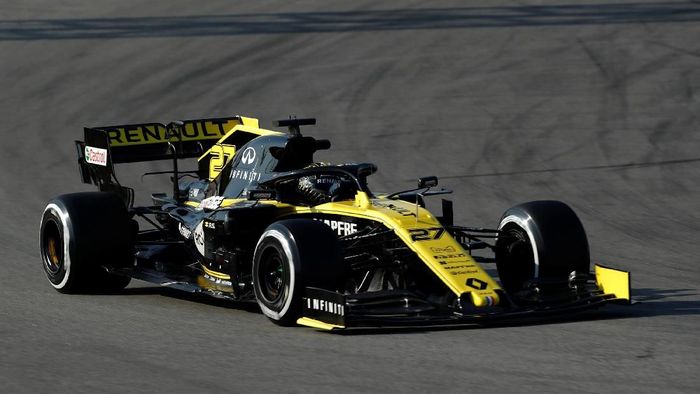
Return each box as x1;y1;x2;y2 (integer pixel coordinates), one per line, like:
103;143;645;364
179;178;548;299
297;264;631;330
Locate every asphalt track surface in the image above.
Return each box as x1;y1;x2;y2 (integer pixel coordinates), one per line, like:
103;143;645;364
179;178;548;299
1;0;699;392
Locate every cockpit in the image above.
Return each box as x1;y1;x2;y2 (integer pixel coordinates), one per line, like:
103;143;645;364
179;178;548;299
220;134;375;206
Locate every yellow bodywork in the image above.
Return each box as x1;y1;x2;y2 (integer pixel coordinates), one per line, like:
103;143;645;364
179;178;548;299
198;119;284;182
213;193;503;306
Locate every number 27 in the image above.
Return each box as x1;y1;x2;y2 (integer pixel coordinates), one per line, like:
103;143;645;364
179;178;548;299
409;227;445;242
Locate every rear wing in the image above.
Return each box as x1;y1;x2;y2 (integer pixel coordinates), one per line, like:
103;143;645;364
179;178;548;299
75;116;249;205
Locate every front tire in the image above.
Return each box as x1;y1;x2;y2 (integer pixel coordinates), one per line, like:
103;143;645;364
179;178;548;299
40;192;133;293
495;200;589;303
252;219;342;326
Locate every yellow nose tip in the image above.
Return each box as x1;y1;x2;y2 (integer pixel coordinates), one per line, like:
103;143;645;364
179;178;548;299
470;292;500;307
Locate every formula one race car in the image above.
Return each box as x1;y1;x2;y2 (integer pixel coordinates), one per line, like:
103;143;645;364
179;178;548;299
39;116;631;329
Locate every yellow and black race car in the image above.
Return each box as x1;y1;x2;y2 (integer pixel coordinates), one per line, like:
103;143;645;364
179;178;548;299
39;116;631;329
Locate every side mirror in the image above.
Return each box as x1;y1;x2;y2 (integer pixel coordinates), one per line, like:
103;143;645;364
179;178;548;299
315;139;331;150
418;176;438;188
357;163;378;177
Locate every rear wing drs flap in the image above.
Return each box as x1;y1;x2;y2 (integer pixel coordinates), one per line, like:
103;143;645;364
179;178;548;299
75;116;246;204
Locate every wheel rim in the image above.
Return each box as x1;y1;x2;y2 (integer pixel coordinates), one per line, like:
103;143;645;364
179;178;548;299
496;225;535;292
259;247;286;304
42;219;63;275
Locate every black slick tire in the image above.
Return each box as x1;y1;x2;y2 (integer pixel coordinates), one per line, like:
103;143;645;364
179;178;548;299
39;192;133;293
495;200;590;301
252;219;342;326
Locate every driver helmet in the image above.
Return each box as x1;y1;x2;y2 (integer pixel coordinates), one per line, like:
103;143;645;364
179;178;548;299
298;174;346;203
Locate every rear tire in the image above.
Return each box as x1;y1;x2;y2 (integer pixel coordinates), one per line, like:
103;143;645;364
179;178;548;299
252;219;343;326
39;192;133;293
495;200;589;302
